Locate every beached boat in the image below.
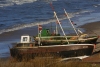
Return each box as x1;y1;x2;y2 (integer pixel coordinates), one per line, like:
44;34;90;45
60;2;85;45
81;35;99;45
10;8;97;61
34;29;98;45
10;35;94;60
34;9;98;45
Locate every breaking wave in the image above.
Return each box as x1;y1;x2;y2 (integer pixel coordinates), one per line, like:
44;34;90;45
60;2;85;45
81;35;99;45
0;0;35;7
0;17;65;34
0;0;57;7
0;8;94;34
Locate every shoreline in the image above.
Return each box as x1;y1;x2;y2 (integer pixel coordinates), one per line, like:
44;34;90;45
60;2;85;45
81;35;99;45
79;21;100;32
0;21;100;42
79;21;100;42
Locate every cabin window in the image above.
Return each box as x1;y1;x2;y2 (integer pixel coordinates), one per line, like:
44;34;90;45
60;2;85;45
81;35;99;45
23;37;27;41
30;37;31;41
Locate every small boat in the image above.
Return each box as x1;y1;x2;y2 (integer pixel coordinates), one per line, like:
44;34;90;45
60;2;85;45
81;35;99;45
34;9;98;45
9;8;97;61
34;29;98;45
10;35;95;61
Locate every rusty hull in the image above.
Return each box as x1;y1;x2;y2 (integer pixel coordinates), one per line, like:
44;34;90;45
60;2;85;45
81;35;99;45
10;44;94;59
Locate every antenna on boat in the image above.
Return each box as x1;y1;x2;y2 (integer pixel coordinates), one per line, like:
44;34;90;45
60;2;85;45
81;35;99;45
50;2;58;35
64;9;79;37
38;24;42;46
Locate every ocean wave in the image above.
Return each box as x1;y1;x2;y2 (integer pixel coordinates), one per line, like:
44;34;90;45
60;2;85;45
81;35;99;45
93;4;100;8
0;0;37;7
74;10;94;15
0;0;57;7
0;20;54;34
0;14;74;34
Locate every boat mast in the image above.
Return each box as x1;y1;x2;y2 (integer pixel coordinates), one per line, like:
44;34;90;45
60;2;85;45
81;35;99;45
38;30;42;46
64;9;79;36
55;21;58;34
54;11;69;44
38;24;42;46
50;2;58;35
50;3;69;44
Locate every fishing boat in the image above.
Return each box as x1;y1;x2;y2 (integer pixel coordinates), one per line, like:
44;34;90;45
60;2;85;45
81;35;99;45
34;9;98;45
10;6;97;61
10;23;97;61
10;35;95;61
34;29;98;45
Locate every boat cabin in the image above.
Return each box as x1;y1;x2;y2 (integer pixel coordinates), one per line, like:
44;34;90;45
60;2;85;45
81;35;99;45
14;35;35;47
20;35;33;43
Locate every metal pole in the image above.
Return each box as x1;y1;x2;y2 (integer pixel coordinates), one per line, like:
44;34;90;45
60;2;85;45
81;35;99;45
38;30;42;46
50;2;58;35
64;9;79;36
54;11;69;44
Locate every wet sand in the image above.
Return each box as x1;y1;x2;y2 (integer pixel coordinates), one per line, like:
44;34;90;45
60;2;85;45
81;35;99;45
79;21;100;42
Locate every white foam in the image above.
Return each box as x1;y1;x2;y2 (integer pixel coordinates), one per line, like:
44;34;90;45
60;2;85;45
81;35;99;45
0;12;76;34
0;0;37;7
0;20;53;34
11;0;37;5
0;0;58;7
75;10;93;15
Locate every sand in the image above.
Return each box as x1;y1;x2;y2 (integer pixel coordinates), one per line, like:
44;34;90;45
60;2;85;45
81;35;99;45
79;21;100;42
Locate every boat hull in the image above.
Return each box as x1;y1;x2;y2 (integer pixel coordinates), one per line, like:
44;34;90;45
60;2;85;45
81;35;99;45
10;44;94;60
35;36;98;45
